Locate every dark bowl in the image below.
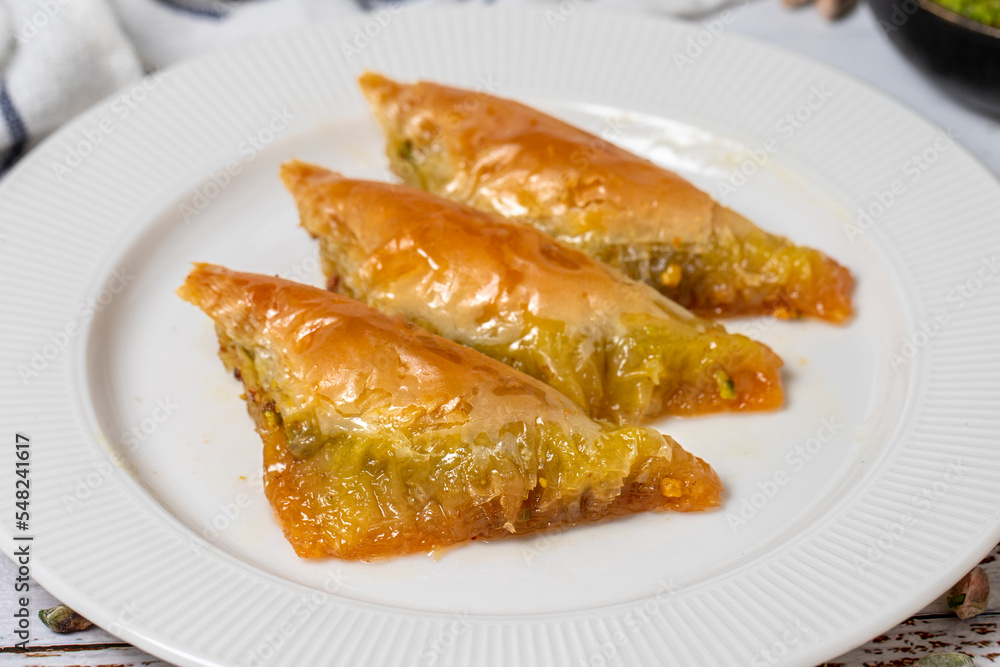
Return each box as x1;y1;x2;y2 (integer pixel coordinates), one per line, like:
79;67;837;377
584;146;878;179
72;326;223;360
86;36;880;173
869;0;1000;116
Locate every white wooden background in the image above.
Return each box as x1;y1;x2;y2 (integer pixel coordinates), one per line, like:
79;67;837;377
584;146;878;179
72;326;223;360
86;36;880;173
2;0;1000;664
1;544;999;665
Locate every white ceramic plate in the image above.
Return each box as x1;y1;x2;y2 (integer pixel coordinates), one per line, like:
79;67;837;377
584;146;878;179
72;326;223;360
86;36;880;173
2;7;1000;666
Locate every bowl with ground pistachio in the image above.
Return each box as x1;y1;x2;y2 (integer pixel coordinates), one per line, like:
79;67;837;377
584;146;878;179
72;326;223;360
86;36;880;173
932;0;1000;26
870;0;1000;116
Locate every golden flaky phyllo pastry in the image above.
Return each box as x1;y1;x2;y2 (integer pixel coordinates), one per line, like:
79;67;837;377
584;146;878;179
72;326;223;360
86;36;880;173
282;161;783;425
178;265;723;560
358;72;854;324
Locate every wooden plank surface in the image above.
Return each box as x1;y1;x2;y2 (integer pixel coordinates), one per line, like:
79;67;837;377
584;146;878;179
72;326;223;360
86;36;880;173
3;545;999;665
822;615;1000;666
0;555;165;665
0;646;171;666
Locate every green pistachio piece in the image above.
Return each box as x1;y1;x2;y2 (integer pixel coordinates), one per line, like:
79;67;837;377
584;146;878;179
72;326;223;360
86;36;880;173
38;604;93;633
917;653;975;667
715;370;736;400
947;566;990;620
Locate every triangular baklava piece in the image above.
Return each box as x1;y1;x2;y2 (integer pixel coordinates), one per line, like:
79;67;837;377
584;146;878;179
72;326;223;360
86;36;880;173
282;161;782;425
179;265;723;560
358;72;854;323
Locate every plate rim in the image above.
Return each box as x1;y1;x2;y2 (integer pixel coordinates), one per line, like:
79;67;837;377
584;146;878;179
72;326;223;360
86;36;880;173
2;6;1000;667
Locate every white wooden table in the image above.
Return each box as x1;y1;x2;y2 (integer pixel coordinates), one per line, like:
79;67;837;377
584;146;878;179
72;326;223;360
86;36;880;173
2;0;999;665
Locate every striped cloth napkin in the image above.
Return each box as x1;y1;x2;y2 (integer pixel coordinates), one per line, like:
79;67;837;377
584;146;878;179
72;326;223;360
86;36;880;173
0;0;732;177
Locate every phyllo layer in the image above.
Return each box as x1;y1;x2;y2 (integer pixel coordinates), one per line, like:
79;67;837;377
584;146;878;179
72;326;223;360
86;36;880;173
178;264;724;559
282;161;783;425
358;72;854;324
